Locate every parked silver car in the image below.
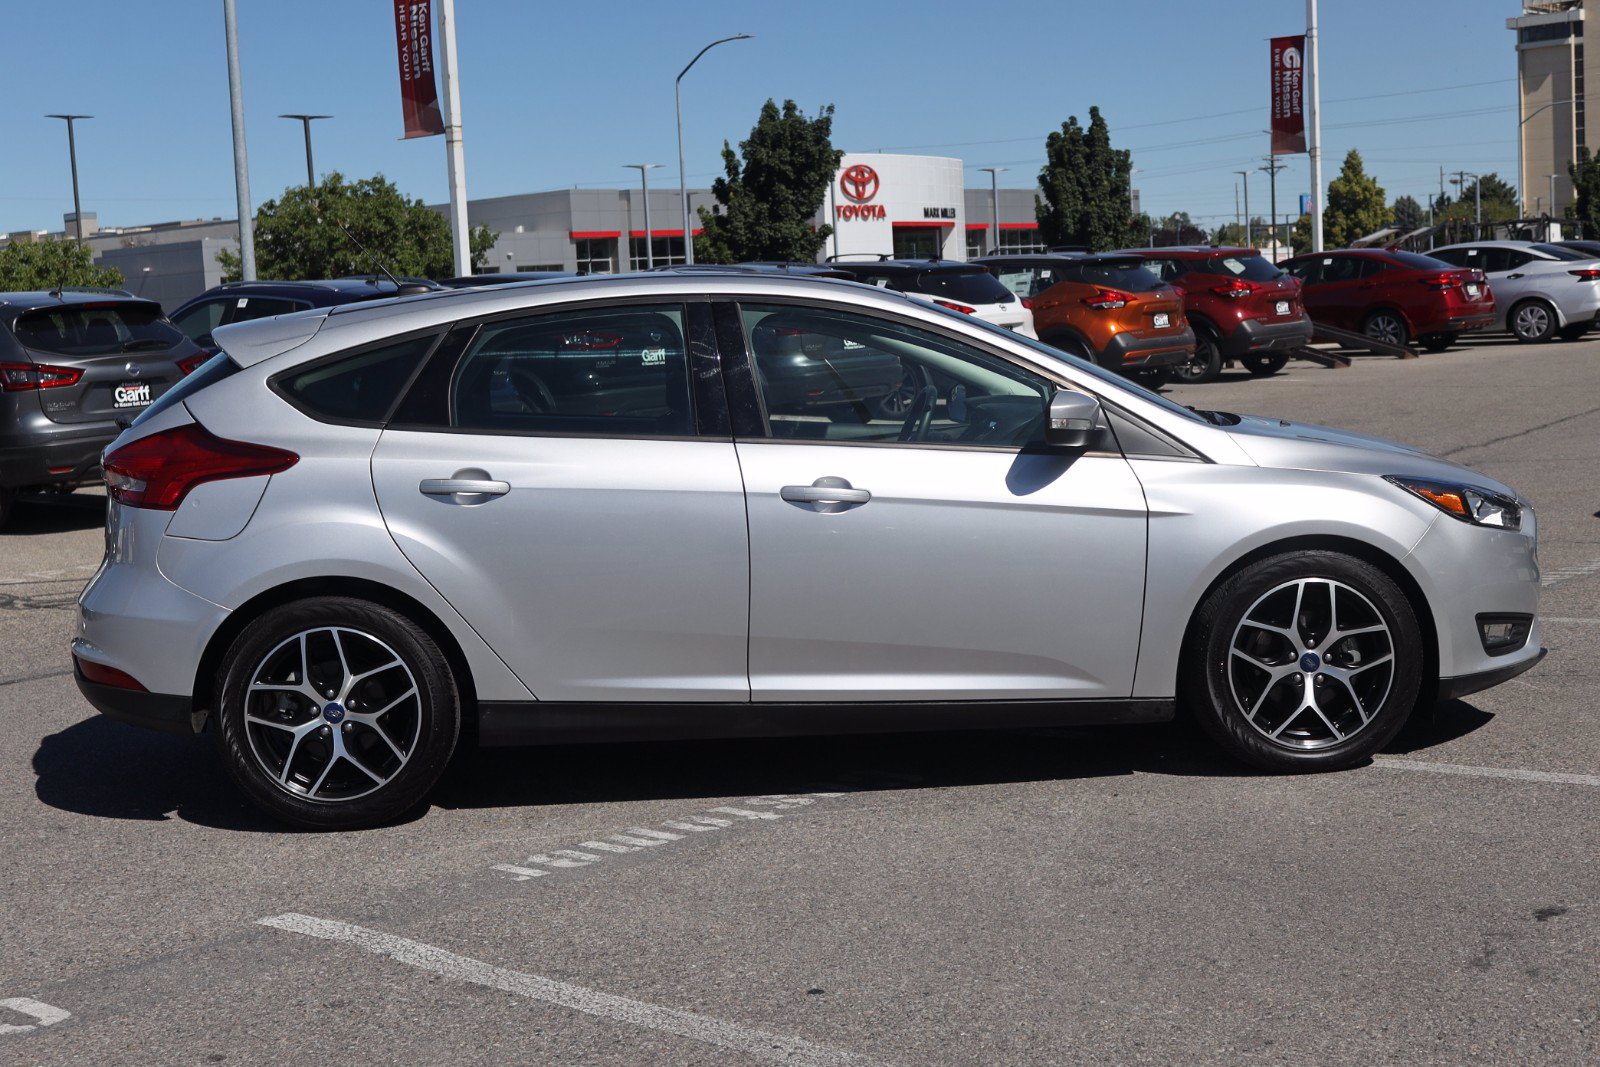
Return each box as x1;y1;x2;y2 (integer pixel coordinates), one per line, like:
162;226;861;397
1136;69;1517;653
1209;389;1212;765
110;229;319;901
72;273;1544;829
1430;240;1600;342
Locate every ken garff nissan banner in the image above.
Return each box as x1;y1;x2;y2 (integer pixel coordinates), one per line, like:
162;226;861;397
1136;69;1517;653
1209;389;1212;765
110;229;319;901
393;0;445;138
1270;34;1306;155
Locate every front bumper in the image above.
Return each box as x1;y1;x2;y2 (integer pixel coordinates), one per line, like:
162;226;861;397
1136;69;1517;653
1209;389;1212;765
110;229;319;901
1102;325;1196;370
1218;316;1313;358
1439;646;1547;701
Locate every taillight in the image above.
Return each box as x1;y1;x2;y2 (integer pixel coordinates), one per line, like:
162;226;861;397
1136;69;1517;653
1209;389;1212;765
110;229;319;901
1569;268;1600;280
933;299;976;314
0;361;83;392
1418;273;1462;290
103;423;297;510
1020;297;1034;310
1081;288;1131;309
1210;278;1259;299
176;352;211;375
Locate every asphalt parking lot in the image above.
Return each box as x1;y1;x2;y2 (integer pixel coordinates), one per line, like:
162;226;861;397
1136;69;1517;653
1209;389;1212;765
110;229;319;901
2;335;1596;1065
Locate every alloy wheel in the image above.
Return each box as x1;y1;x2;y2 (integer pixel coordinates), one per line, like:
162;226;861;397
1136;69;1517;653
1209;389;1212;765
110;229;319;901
243;627;422;802
1227;578;1395;750
1513;303;1551;340
1365;313;1405;346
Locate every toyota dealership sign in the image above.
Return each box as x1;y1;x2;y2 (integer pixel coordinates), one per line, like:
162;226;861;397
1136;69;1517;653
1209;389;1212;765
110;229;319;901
822;153;965;259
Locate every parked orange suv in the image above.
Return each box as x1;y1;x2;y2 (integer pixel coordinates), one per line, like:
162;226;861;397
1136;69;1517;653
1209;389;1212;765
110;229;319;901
974;253;1193;373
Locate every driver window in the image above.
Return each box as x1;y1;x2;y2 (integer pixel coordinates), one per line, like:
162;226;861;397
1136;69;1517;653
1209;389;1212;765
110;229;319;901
738;303;1053;448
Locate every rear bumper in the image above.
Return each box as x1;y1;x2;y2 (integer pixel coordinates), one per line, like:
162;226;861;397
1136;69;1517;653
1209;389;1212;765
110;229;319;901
1217;316;1314;358
1102;325;1196;370
73;663;194;735
0;419;118;490
1440;312;1496;333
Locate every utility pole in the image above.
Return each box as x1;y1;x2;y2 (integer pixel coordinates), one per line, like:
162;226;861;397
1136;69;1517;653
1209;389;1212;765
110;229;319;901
222;0;254;280
979;167;1006;255
45;115;91;246
1260;156;1287;257
1235;170;1252;246
436;0;471;278
1306;0;1323;252
279;114;330;191
1234;182;1241;238
675;34;753;265
624;164;665;268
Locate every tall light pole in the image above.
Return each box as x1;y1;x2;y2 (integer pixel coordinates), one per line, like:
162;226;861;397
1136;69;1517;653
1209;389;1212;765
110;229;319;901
1517;101;1561;214
1306;0;1324;252
978;167;1006;255
222;0;254;280
1548;172;1561;218
625;164;665;268
675;33;752;265
1235;170;1252;246
279;114;330;191
436;0;471;278
45;114;91;246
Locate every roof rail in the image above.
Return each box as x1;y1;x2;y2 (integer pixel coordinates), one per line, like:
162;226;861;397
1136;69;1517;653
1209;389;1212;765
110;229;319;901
48;285;135;297
824;253;893;262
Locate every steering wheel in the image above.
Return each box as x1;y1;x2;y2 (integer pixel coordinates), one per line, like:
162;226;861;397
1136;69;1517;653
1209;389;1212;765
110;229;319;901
506;365;556;414
897;384;938;443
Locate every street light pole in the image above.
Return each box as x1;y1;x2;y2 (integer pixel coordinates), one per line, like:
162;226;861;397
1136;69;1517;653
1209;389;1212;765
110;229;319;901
978;167;1006;255
279;114;330;191
1306;0;1324;252
436;0;471;279
675;33;752;265
1548;172;1560;218
222;0;255;280
625;164;665;269
45;114;91;246
1235;170;1252;246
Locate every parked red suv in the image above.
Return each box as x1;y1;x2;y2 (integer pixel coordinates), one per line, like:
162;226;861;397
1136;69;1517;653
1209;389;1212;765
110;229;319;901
1122;246;1312;383
1278;249;1495;353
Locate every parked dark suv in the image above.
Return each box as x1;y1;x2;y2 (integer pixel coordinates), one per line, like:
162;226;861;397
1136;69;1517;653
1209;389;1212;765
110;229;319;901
827;258;1035;336
1120;246;1311;383
1;288;204;529
168;277;441;355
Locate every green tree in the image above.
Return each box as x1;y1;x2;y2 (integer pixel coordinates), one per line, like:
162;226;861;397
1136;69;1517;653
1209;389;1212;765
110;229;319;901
217;171;495;281
1150;211;1206;247
695;100;840;264
1569;147;1600;235
1391;194;1424;231
1436;172;1517;225
1292;149;1388;249
1036;106;1139;251
0;237;123;291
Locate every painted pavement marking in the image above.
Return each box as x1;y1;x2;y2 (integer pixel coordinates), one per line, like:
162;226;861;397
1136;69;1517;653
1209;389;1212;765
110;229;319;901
0;998;71;1037
259;913;886;1067
1372;757;1600;788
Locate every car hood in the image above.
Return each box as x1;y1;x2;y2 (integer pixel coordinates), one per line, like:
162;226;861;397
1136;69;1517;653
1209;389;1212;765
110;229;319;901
1221;413;1521;498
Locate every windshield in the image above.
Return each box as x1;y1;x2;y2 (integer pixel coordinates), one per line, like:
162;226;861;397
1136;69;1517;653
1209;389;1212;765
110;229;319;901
14;302;188;357
910;269;1014;304
929;304;1207;424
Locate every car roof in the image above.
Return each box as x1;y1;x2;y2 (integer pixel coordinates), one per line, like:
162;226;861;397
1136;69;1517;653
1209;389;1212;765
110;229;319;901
829;258;989;273
1283;248;1397;260
201;277;440;298
1121;246;1258;258
0;289;155;317
1430;240;1548;251
976;252;1150;266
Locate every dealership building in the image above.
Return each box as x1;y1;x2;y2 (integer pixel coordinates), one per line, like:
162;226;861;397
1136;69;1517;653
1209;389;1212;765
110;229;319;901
1;152;1067;308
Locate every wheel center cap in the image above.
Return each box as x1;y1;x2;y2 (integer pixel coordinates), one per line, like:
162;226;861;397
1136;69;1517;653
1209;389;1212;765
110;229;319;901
322;701;347;724
1299;652;1322;673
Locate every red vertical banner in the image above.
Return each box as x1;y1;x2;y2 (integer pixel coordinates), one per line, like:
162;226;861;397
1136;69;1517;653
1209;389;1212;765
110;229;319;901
1270;35;1307;155
394;0;445;138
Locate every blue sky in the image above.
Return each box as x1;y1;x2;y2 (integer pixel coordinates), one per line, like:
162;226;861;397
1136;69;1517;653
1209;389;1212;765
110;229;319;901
1;1;1522;235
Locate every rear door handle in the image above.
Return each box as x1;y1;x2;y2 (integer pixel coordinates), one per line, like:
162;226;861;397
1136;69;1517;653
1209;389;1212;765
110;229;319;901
420;473;511;503
1506;273;1525;279
780;477;871;513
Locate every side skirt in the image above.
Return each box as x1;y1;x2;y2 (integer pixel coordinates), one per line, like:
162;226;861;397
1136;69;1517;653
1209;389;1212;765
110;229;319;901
477;698;1175;747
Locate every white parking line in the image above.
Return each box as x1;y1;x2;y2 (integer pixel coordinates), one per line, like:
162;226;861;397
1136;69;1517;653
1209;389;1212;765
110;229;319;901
1372;757;1600;787
259;914;884;1067
1544;617;1600;625
0;997;71;1036
1542;559;1600;586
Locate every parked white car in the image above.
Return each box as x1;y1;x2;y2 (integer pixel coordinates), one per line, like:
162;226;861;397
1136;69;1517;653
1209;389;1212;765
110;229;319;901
1430;241;1600;342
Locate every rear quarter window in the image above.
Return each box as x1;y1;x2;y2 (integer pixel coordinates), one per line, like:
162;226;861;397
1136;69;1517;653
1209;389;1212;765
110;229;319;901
274;334;437;425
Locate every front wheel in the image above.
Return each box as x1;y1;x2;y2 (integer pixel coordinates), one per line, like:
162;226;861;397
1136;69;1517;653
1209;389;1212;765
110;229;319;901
1240;353;1289;377
1363;309;1409;350
1170;331;1222;384
215;597;461;830
1419;332;1458;354
1510;300;1557;344
1182;551;1423;772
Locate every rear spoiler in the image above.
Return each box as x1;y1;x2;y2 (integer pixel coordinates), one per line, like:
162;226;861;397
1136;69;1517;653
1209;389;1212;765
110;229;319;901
210;307;331;367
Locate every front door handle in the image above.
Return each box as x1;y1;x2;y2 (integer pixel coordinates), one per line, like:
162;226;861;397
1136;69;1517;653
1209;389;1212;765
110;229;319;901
780;476;871;513
420;469;511;504
1506;272;1525;279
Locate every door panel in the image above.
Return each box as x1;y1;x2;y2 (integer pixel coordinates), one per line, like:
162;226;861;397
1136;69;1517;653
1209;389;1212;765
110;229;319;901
737;441;1148;701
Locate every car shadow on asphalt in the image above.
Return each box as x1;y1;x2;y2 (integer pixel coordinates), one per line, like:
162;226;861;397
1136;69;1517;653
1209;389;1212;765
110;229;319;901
31;701;1495;829
3;493;106;536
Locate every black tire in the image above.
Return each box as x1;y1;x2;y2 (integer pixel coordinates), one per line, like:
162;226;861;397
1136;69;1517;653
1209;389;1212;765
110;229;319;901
1510;299;1557;344
0;488;12;531
1170;328;1223;384
1362;309;1409;349
1181;551;1424;772
1557;322;1591;342
1419;332;1457;354
214;597;461;830
1042;334;1091;361
1240;353;1289;377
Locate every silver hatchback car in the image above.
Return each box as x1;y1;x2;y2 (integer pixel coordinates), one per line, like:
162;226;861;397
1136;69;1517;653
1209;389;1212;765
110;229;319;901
72;273;1544;829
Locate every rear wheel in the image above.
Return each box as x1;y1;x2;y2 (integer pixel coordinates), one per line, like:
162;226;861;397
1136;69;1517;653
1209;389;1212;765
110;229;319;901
1170;328;1223;384
1419;332;1457;353
1362;309;1409;349
1240;353;1289;377
1182;551;1423;772
215;597;461;830
1510;299;1557;343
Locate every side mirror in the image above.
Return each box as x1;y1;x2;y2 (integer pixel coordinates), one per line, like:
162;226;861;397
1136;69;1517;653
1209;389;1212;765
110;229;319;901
1045;388;1102;449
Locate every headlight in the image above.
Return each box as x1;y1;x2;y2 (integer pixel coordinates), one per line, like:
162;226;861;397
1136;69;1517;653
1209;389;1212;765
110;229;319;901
1385;476;1522;530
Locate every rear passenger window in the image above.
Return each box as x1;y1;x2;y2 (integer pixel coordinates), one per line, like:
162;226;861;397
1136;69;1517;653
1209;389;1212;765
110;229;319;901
446;304;695;437
277;335;436;424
